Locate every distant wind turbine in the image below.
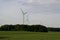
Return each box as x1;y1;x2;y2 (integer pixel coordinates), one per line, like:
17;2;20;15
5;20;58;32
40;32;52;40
20;8;27;25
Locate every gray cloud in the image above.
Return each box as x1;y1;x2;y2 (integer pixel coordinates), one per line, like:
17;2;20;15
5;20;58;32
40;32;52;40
21;0;60;14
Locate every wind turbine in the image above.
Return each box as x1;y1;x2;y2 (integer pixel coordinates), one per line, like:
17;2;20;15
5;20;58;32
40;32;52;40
20;8;27;25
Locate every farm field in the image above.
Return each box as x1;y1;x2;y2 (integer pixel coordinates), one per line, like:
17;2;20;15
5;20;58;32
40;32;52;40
0;31;60;40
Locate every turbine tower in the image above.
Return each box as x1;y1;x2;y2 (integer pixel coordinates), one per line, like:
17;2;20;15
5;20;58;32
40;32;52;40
20;8;27;25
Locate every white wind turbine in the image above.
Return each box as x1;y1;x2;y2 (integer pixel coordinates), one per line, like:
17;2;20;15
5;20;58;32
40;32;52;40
20;8;28;25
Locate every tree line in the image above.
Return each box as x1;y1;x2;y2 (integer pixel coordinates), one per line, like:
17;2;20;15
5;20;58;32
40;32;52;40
0;24;48;32
48;27;60;32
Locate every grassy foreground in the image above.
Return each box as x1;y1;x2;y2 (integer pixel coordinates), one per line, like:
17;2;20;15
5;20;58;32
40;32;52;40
0;31;60;40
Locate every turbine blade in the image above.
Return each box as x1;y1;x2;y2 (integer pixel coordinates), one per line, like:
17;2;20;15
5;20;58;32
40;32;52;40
20;8;24;14
20;8;27;15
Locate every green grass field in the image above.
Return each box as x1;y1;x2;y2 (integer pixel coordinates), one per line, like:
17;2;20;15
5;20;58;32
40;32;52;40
0;31;60;40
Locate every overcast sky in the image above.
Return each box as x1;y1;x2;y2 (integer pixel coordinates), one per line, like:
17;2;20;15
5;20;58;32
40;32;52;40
0;0;60;27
